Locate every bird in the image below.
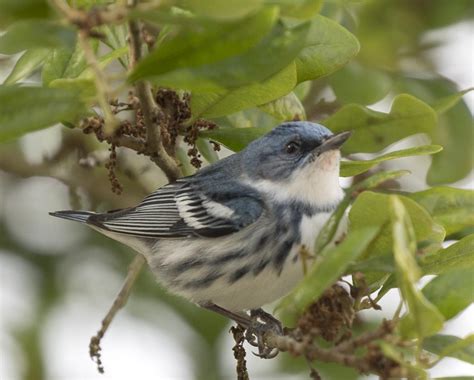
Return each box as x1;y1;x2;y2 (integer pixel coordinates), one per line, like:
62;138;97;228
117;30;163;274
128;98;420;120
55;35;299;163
50;121;351;353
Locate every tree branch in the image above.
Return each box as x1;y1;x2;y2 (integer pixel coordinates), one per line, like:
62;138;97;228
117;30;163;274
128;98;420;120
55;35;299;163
77;30;119;135
263;319;402;377
89;254;146;373
128;17;181;182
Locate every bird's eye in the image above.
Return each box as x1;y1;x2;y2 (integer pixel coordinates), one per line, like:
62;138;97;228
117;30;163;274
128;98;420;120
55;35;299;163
285;141;300;154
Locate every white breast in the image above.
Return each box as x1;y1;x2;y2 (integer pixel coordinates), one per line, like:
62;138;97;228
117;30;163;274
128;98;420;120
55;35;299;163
245;150;344;208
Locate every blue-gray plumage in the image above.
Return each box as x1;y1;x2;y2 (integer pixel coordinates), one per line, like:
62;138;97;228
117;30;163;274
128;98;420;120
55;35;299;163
50;121;351;315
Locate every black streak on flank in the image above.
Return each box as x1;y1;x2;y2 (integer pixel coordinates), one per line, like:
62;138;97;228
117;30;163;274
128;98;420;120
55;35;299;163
229;265;251;284
274;239;294;274
253;259;269;276
211;249;246;265
256;234;269;251
171;257;206;274
183;271;223;289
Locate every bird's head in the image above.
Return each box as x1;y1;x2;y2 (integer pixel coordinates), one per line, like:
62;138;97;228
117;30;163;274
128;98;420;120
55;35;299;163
241;121;351;206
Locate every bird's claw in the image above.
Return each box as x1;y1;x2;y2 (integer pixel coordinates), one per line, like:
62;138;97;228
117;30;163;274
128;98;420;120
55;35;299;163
243;308;283;359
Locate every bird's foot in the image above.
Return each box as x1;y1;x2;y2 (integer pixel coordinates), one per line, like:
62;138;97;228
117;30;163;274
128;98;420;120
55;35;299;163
244;308;283;359
199;302;283;359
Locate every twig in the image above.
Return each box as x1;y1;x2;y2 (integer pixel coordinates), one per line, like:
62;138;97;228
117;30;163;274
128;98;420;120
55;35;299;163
77;30;119;135
261;318;397;377
128;17;181;181
113;135;146;152
334;319;394;353
89;254;146;373
51;0;119;135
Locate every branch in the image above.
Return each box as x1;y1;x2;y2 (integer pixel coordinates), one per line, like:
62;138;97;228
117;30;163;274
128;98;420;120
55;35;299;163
51;0;119;135
128;17;181;182
263;319;402;377
77;31;119;135
113;135;146;152
89;255;146;373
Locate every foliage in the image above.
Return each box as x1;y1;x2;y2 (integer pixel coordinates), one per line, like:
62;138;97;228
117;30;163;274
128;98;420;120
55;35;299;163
0;1;473;380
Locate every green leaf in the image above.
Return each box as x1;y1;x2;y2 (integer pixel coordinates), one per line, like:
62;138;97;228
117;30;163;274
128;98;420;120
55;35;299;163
408;187;474;236
424;334;474;364
129;7;201;26
329;61;393;105
259;91;306;121
272;0;324;19
176;146;196;177
377;237;474;302
396;77;473;185
48;77;97;99
195;138;219;164
349;255;395;273
390;196;444;338
316;170;411;259
41;41;98;86
0;0;52;27
293;80;311;101
3;49;50;85
277;226;380;326
350;191;445;260
420;235;474;275
0;20;76;54
48;47;128;99
422;268;474;320
295;15;360;83
191;62;297;119
129;7;278;84
199;125;274;152
216;108;279;130
313;195;351;255
100;24;128;67
323;94;438;154
432;87;474;115
351;169;411;191
145;21;310;92
390;196;420;281
0;86;86;142
178;0;263;21
340;145;442;177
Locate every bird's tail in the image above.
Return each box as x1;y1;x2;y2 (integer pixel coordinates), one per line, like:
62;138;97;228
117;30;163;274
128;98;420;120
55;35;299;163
49;210;95;223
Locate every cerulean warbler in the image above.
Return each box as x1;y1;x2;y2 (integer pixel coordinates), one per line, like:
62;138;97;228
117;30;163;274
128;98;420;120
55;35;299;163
51;121;350;329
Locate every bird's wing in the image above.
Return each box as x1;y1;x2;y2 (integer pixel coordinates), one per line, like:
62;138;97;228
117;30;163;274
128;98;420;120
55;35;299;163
88;179;264;238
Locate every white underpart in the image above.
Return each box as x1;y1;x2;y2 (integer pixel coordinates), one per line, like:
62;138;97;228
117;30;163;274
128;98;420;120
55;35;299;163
148;211;337;311
246;150;344;208
90;211;345;312
89;225;151;255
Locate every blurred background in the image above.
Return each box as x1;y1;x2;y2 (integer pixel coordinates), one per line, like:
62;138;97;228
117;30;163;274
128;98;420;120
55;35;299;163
1;1;473;379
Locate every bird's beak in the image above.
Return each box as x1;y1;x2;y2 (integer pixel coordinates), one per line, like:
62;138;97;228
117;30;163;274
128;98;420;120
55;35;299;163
314;131;352;155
